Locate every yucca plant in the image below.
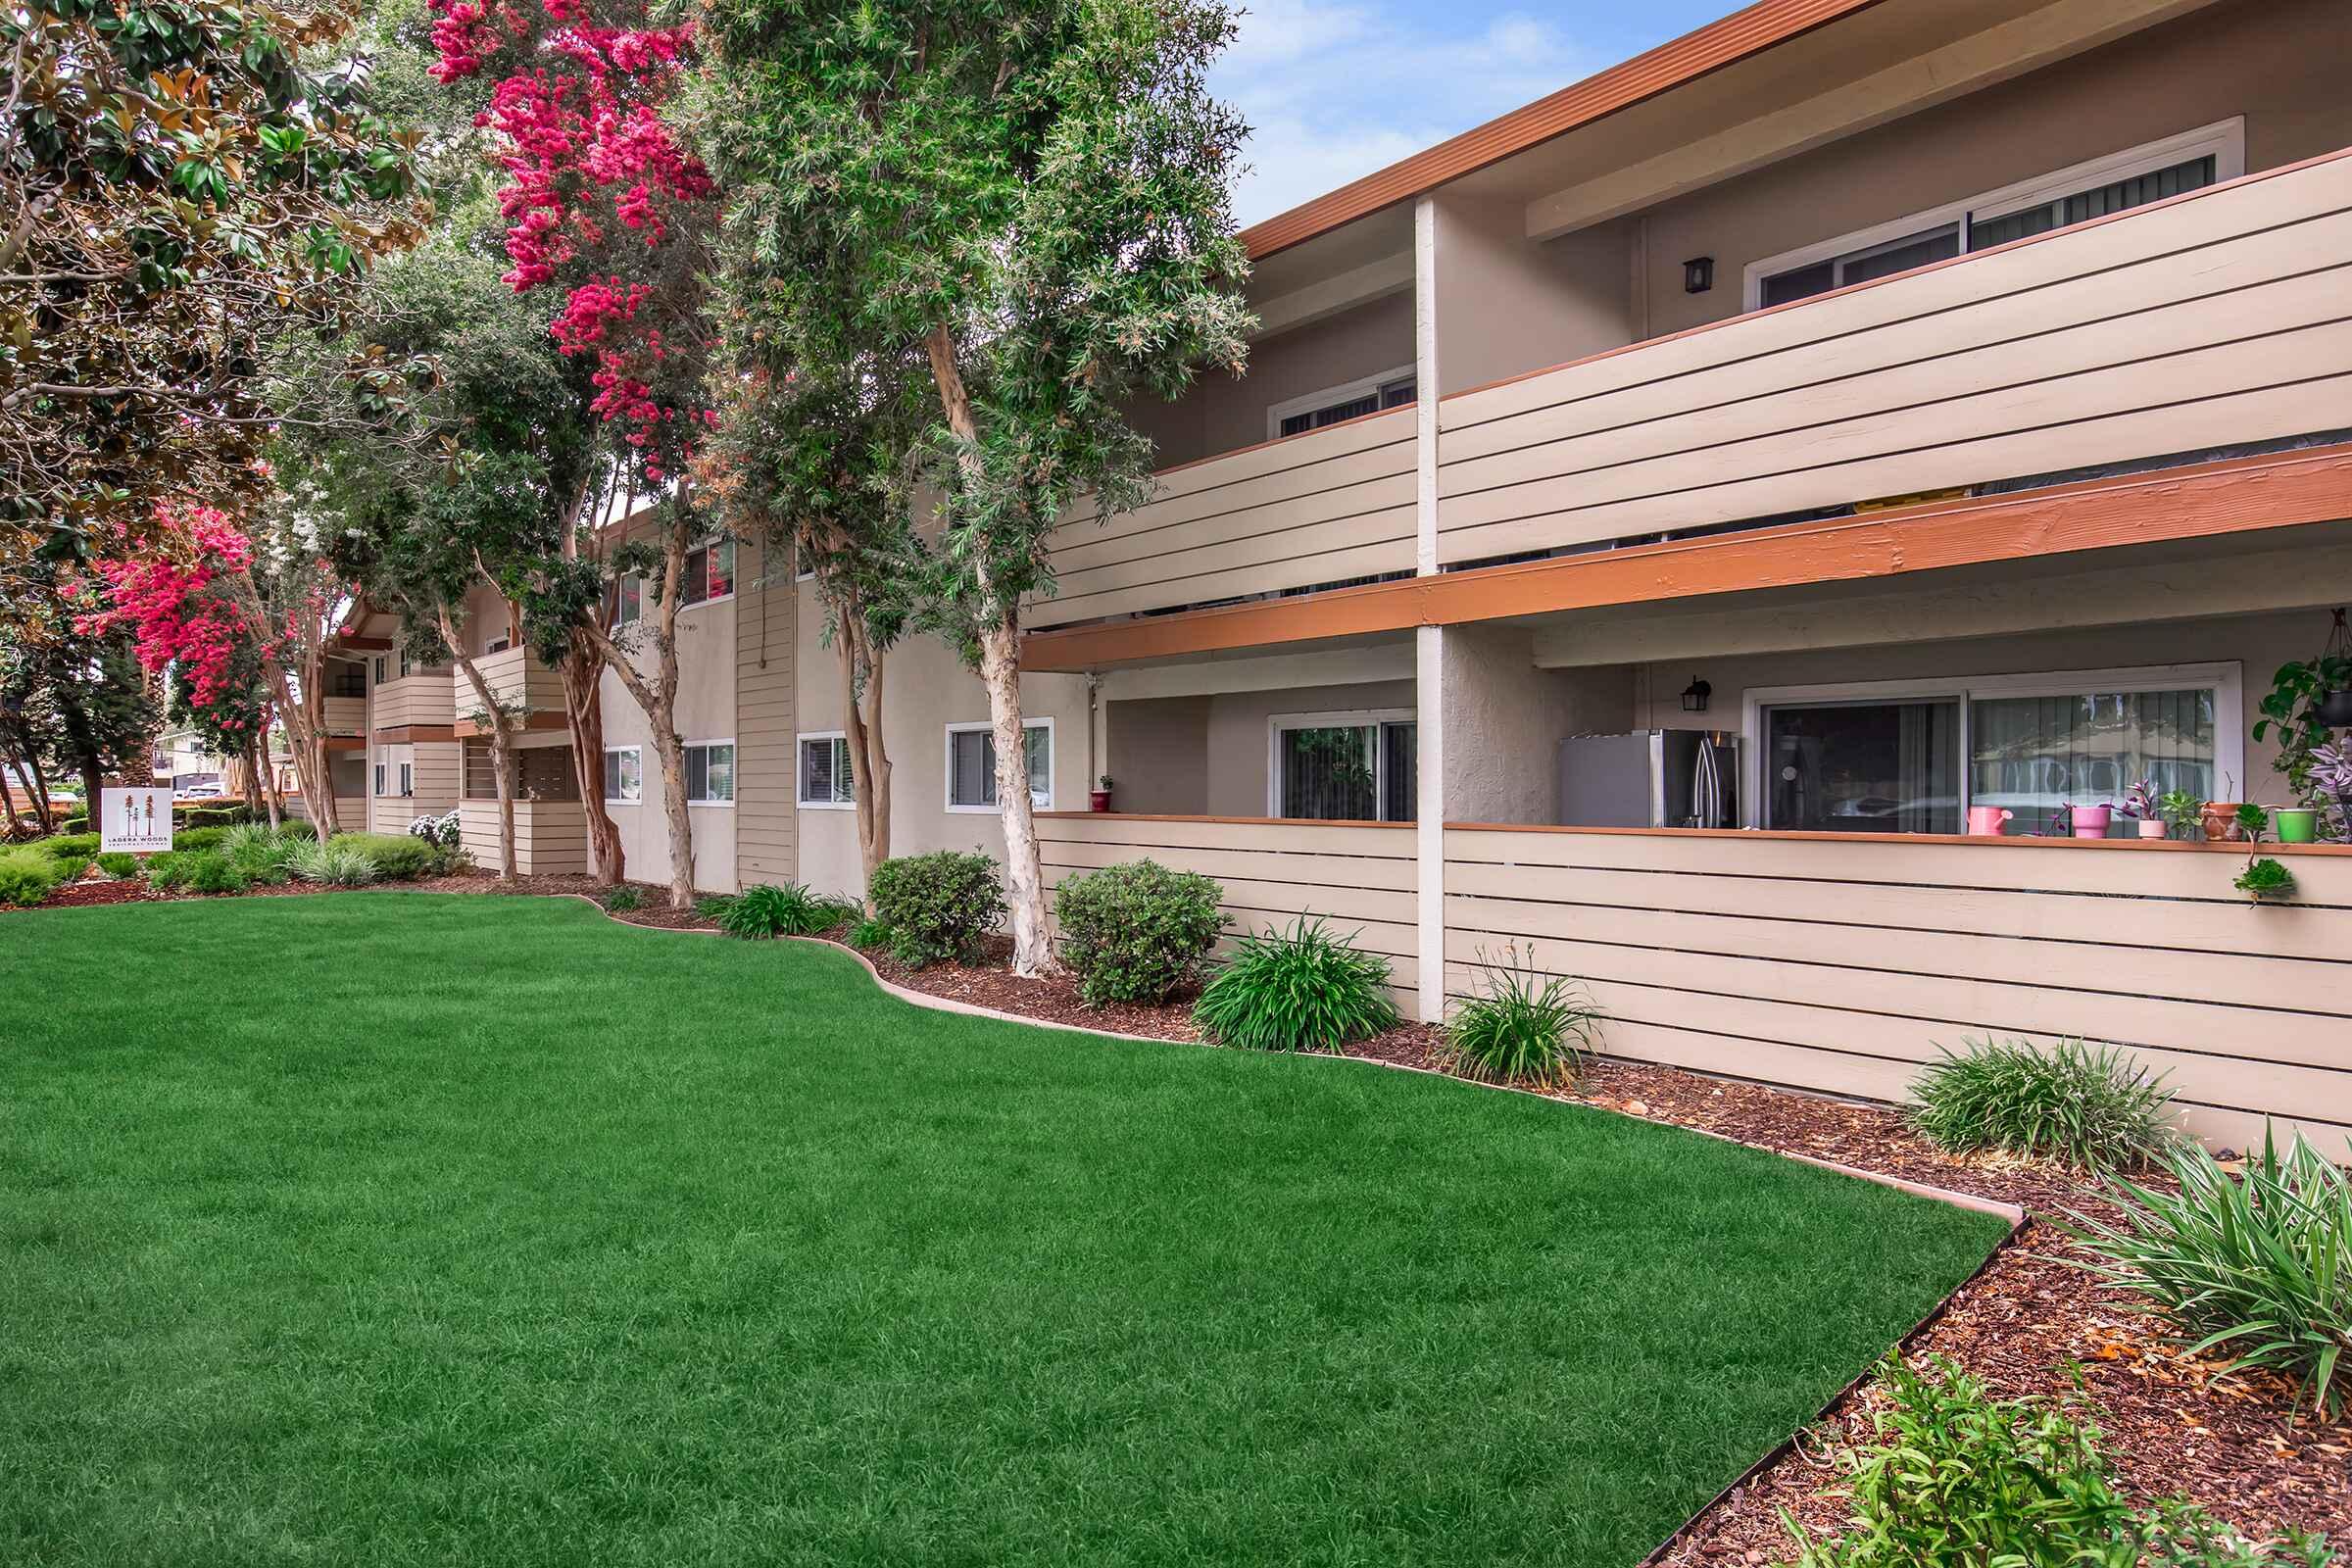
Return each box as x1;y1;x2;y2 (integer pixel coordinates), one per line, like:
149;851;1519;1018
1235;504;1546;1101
2067;1127;2352;1417
1906;1036;2178;1173
1441;946;1601;1089
285;838;377;888
1192;916;1398;1054
718;882;858;940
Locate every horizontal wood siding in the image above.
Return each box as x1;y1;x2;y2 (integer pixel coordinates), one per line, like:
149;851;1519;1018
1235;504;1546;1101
1036;814;1423;1018
734;538;795;888
1031;409;1419;629
321;697;367;737
370;674;454;731
1435;153;2352;565
1443;828;2352;1152
460;800;587;875
459;647;564;721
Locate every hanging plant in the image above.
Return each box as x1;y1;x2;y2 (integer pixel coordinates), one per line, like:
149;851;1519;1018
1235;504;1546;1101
2235;857;2296;902
2254;609;2352;801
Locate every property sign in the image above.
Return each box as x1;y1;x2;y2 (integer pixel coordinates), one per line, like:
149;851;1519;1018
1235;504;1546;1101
101;787;173;854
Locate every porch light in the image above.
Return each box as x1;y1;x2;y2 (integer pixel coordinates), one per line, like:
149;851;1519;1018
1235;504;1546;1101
1680;677;1711;714
1683;256;1714;294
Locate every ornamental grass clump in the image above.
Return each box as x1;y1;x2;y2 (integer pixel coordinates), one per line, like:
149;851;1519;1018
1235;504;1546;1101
1441;946;1602;1089
1778;1355;2335;1567
2067;1128;2352;1417
1192;916;1398;1054
1907;1036;2178;1173
286;839;377;888
718;882;858;940
868;852;1004;967
1054;858;1228;1005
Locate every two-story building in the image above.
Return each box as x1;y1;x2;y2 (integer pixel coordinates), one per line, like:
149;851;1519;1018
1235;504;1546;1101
330;0;2352;1148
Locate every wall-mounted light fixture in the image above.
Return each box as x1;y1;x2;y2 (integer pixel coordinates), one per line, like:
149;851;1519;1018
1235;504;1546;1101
1680;676;1712;714
1683;256;1715;295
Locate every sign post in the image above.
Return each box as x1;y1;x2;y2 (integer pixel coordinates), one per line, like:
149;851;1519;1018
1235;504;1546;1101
100;787;173;854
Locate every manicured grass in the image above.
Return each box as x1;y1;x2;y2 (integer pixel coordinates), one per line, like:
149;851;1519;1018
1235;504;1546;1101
0;896;2008;1566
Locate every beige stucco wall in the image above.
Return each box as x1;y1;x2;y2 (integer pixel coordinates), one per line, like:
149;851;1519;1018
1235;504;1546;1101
1201;679;1418;817
1442;625;1636;824
1431;196;1633;398
1637;0;2351;340
1104;696;1212;816
1127;290;1416;470
790;581;1093;902
599;594;740;894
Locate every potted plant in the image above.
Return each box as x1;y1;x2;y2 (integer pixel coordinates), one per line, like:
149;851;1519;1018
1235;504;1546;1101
2156;788;2203;841
2201;775;2246;843
2276;805;2321;843
2067;801;2113;839
2310;739;2352;842
2252;608;2352;800
1090;775;1113;813
2233;801;2271;844
2235;857;2297;902
2122;780;2167;839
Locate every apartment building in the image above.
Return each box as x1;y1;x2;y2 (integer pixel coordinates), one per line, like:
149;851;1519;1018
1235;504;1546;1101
332;0;2352;1147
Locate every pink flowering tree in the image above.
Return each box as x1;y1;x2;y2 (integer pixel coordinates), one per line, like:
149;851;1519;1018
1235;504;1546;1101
428;0;719;906
86;504;349;840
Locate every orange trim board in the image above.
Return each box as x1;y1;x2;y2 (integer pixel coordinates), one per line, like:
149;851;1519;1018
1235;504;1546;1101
452;712;568;739
1018;445;2352;670
1240;0;1886;258
371;724;459;744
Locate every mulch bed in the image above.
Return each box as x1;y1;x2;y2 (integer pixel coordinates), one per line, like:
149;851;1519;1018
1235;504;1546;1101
12;876;2346;1543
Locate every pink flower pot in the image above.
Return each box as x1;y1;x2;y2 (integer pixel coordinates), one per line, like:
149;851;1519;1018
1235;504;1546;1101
2135;818;2168;839
2070;806;2112;839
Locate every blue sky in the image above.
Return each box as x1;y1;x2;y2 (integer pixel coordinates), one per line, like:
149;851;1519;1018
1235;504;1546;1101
1211;0;1735;225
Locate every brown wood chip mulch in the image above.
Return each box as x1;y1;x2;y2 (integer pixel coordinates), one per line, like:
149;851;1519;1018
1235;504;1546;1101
12;875;2346;1544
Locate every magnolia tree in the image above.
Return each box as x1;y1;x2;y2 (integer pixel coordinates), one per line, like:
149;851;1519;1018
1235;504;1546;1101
428;0;721;906
84;504;348;837
693;0;1252;973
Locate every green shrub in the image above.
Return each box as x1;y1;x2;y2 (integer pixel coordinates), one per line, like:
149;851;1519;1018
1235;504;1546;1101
1442;946;1602;1088
287;838;377;888
42;833;100;858
1054;858;1228;1005
847;918;894;951
329;832;439;881
172;826;230;854
61;814;88;834
95;852;140;878
1773;1356;2335;1568
1907;1037;2178;1173
1192;916;1399;1054
0;852;60;906
600;884;644;912
694;894;738;923
719;882;858;940
180;851;249;896
144;852;191;890
2067;1128;2352;1417
868;852;1004;966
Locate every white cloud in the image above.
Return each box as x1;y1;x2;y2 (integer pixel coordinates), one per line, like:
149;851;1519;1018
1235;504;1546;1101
1211;1;1609;226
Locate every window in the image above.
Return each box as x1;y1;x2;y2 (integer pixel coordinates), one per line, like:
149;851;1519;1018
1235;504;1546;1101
374;760;387;797
1268;710;1417;822
685;741;735;805
946;720;1053;811
1746;665;2239;836
1268;366;1417;441
603;746;642;805
683;539;736;606
1748;121;2242;310
614;575;641;626
798;734;855;808
398;761;414;798
328;662;367;698
372;655;389;684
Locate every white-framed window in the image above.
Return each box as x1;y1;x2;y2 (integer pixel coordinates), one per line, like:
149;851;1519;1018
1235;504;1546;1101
373;760;387;796
486;636;511;655
1267;709;1417;822
1742;663;2242;836
685;740;735;806
603;745;643;805
372;655;389;684
682;539;736;607
798;733;856;808
946;719;1053;811
613;574;642;626
1266;364;1416;441
1745;119;2244;310
398;760;414;798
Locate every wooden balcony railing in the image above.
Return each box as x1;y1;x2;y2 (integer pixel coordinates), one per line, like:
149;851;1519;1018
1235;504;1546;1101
369;672;454;731
1434;147;2352;568
456;646;564;724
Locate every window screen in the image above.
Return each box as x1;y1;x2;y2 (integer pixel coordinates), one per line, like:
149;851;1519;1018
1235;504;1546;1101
800;737;854;805
1278;376;1416;438
948;725;1050;808
685;743;734;804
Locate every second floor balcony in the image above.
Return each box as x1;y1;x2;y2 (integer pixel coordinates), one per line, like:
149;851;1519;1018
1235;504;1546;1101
453;645;564;732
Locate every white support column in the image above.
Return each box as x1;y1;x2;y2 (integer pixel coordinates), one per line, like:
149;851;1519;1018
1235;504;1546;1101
1413;194;1446;1020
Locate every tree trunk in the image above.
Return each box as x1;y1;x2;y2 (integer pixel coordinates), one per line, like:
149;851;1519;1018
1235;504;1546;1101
78;753;104;831
924;321;1055;976
0;761;21;834
442;609;519;882
561;636;625;885
10;739;55;832
584;519;694;908
250;738;281;830
838;609;892;908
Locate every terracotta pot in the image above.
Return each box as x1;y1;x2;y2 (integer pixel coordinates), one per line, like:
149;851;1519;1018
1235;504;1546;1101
1088;789;1111;813
2201;802;2245;843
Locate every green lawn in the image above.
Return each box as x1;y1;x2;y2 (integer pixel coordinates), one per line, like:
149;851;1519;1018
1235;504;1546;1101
0;895;2006;1567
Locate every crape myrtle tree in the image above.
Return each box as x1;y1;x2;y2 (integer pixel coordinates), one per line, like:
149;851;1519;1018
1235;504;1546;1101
427;0;720;907
168;640;284;826
83;503;349;836
0;0;424;613
1;564;163;825
692;0;1253;974
698;348;929;905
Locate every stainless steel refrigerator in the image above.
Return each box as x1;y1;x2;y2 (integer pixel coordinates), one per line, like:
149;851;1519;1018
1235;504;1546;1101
1556;731;1742;829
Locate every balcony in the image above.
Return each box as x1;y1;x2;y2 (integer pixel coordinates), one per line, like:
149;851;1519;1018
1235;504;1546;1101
453;646;564;732
321;695;367;737
370;672;454;732
1031;405;1419;631
1434;148;2352;569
